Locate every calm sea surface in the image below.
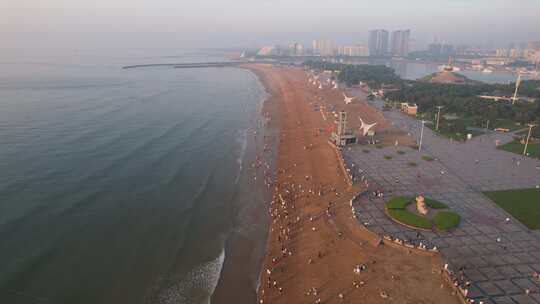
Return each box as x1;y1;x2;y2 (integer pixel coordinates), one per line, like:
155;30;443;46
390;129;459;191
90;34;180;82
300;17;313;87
0;51;269;304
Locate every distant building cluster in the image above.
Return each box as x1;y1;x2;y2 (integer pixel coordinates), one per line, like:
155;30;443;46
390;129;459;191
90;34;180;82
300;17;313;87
253;32;540;68
495;41;540;63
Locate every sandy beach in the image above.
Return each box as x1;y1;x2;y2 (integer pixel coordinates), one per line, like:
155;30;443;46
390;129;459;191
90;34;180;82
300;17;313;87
244;64;461;304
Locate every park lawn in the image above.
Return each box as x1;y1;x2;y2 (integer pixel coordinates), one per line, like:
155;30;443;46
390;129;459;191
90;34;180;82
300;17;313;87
498;141;540;160
484;188;540;229
385;197;412;209
387;209;432;229
433;211;461;231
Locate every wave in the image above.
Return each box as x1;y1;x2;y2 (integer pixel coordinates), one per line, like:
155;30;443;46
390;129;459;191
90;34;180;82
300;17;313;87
234;129;249;184
155;249;225;304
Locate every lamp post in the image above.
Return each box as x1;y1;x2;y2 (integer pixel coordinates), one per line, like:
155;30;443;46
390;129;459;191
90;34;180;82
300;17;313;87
523;124;537;155
512;73;522;105
435;106;443;131
418;120;426;151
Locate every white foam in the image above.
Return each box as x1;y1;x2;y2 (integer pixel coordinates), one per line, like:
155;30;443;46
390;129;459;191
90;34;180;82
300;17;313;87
157;249;225;304
235;128;249;184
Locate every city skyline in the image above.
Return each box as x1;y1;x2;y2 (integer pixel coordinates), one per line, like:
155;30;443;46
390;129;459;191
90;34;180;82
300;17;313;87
2;0;539;60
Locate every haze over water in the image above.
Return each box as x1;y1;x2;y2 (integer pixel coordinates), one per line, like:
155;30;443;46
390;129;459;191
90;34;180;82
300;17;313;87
0;51;269;303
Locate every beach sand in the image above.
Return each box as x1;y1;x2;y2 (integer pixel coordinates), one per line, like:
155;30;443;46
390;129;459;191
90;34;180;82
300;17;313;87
245;64;461;304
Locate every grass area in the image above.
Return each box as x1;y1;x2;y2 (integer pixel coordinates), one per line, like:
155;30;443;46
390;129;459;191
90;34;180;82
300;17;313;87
385;197;412;209
484;188;540;229
387;209;432;229
421;155;434;161
433;212;461;231
383;155;393;160
397;150;406;155
425;198;448;209
491;119;522;131
498;141;540;160
408;162;417;167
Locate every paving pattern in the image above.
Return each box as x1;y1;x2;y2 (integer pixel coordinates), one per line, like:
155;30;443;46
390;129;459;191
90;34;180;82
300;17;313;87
343;104;540;303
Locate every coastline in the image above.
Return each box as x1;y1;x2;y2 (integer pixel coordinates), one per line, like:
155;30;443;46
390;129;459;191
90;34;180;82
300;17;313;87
239;64;462;304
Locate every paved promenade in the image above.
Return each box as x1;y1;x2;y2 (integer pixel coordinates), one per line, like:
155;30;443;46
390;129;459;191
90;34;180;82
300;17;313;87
344;103;540;303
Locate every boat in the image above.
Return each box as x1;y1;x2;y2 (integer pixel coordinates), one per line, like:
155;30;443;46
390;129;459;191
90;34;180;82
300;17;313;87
482;68;493;73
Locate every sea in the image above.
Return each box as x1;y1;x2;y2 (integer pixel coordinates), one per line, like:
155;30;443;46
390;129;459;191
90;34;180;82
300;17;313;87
0;50;274;304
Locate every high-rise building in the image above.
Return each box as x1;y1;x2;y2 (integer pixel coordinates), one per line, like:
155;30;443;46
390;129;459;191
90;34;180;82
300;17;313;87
509;49;523;58
528;41;540;51
428;43;442;56
390;29;410;57
496;49;509;57
429;43;454;57
312;40;334;56
289;42;304;56
257;46;277;56
368;30;388;57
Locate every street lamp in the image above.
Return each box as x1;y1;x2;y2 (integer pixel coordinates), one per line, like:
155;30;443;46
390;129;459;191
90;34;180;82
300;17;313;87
435;106;444;131
523;124;537;155
418;120;426;151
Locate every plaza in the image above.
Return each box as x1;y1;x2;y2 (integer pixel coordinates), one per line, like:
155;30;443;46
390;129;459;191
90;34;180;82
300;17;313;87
344;103;540;303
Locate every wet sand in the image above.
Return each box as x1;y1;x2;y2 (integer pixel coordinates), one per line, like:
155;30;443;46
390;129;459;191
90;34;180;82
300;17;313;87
245;64;461;304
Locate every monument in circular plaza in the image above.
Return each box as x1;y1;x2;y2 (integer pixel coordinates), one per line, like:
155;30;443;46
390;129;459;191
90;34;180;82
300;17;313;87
416;195;429;216
385;196;461;231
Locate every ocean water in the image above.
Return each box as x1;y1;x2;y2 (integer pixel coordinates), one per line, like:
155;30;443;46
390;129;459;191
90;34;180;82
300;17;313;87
0;53;270;304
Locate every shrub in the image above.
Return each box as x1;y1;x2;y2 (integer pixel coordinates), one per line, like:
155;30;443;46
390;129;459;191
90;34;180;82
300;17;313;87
385;197;412;209
425;198;448;209
422;155;434;161
388;209;432;229
362;149;370;153
408;162;417;167
433;211;461;231
384;155;393;160
397;150;406;155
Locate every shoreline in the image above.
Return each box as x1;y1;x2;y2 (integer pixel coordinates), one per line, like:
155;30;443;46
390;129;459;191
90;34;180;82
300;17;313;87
241;64;462;304
210;66;280;304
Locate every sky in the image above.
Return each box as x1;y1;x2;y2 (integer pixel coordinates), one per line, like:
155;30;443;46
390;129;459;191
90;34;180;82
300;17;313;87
1;0;539;58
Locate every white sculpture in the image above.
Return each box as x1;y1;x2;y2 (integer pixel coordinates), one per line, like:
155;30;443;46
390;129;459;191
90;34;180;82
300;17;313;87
416;195;428;216
333;83;339;90
343;93;356;104
318;83;323;89
358;117;377;136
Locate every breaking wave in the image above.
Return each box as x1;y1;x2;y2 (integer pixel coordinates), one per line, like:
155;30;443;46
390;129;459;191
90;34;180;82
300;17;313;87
156;250;225;304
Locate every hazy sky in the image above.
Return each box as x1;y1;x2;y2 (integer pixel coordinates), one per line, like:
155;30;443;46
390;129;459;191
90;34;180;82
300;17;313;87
1;0;539;57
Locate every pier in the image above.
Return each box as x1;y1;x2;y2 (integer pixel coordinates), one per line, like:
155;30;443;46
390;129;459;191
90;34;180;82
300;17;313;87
122;61;271;69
